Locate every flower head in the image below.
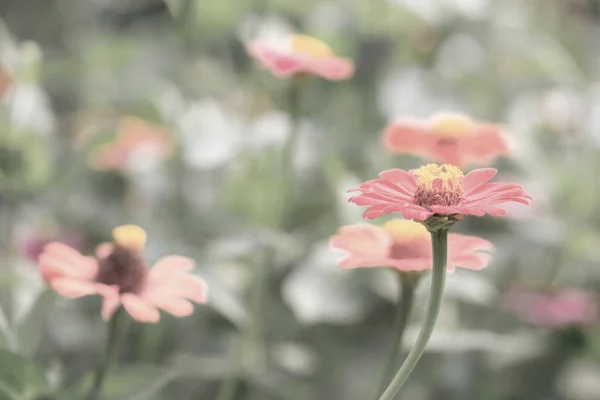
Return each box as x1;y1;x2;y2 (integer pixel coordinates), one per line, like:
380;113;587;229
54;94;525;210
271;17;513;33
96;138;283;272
248;34;354;80
382;112;511;168
88;116;174;172
502;287;598;330
39;225;208;323
330;219;493;271
348;164;532;228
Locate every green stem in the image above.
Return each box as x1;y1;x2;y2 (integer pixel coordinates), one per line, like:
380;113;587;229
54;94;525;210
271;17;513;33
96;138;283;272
372;271;419;400
87;307;127;400
215;339;244;400
377;229;448;400
216;247;271;400
281;78;302;195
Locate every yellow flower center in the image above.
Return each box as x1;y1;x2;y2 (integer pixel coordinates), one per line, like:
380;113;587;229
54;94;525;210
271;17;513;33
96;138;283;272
429;113;474;138
290;35;333;58
382;219;429;243
412;164;464;208
112;225;147;251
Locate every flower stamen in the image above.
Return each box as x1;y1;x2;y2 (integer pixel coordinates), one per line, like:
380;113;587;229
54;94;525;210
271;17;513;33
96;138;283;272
290;35;333;58
413;164;464;208
430;113;474;138
383;219;429;243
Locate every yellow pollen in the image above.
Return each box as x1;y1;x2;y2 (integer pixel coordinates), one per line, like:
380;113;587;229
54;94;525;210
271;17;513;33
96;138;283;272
413;163;464;190
382;219;428;242
112;225;147;251
429;113;475;138
290;35;333;58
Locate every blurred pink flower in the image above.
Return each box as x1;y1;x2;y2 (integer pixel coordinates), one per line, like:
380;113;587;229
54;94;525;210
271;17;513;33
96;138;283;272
348;163;532;220
88;116;174;172
382;113;511;168
330;219;493;272
0;64;12;99
19;230;83;262
248;35;354;80
502;288;598;329
39;225;208;323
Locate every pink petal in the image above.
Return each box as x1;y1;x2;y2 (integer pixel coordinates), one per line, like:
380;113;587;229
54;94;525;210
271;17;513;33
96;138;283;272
388;257;432;272
121;294;161;323
428;142;465;167
462;127;511;163
39;243;98;281
95;243;114;260
448;234;494;253
463;168;498;194
143;274;209;304
378;169;417;194
96;284;121;321
248;44;303;77
143;295;195;318
50;277;99;299
382;119;433;155
330;224;392;260
148;256;195;281
306;57;354;80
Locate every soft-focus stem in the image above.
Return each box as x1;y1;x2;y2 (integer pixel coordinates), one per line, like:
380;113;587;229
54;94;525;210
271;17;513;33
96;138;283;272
372;271;419;400
377;229;448;400
216;247;270;400
87;307;127;400
281;77;302;199
215;339;244;400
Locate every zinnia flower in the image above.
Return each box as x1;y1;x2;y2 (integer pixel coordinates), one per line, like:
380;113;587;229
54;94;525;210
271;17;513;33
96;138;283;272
248;34;354;80
39;225;208;323
348;163;532;229
88;116;174;172
382;113;511;168
330;219;493;271
502;287;598;330
0;64;12;99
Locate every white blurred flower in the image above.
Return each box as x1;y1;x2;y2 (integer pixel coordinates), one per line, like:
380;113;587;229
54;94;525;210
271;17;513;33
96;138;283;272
0;35;56;136
282;242;369;325
177;100;243;170
272;342;318;376
436;34;485;80
540;88;584;133
237;14;294;47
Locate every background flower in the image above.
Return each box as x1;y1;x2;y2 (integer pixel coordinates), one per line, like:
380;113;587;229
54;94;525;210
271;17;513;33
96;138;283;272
248;34;354;80
330;219;493;271
382;112;511;167
39;225;208;324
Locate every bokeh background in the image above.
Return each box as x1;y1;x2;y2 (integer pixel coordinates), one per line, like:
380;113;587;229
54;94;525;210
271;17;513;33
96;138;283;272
1;0;600;399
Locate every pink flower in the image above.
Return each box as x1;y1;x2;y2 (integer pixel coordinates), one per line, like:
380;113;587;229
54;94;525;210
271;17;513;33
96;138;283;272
248;35;354;80
88;116;174;172
330;219;493;272
20;232;83;262
382;113;511;168
348;163;532;222
502;288;598;329
38;225;208;323
0;64;12;100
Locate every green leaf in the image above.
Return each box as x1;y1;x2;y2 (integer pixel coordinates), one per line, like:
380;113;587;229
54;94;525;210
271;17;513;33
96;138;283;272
0;350;47;399
60;365;174;400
